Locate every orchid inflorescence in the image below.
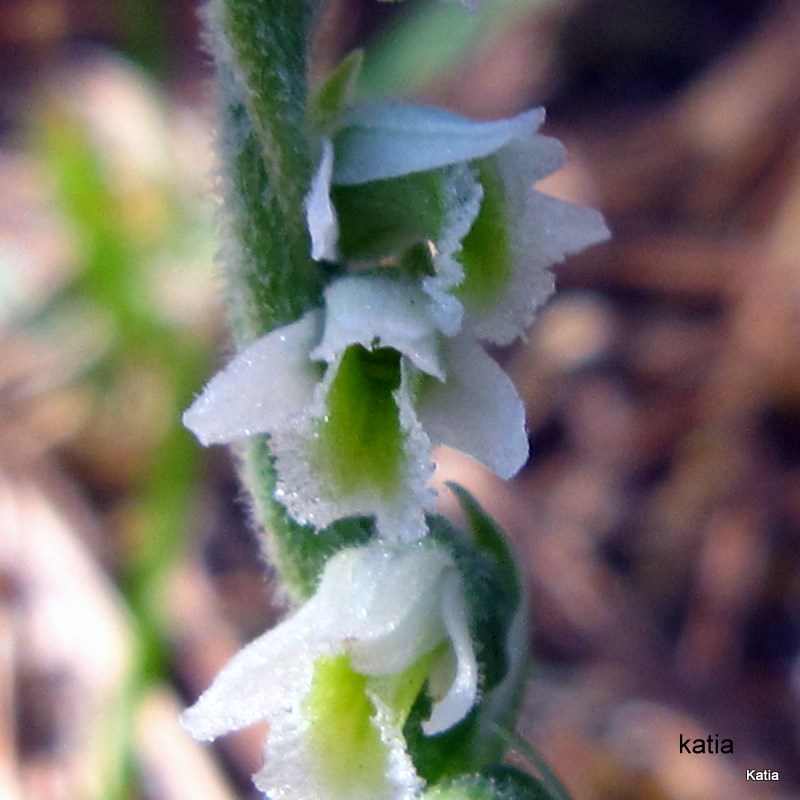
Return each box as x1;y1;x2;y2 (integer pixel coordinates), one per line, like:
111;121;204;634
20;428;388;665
180;2;608;799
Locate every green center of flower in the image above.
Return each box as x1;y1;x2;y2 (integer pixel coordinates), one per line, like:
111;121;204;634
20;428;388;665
305;655;388;800
456;160;511;310
318;345;404;499
333;170;446;261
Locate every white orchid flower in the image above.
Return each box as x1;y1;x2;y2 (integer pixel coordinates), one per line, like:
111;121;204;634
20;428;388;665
184;274;527;542
181;543;479;800
307;103;609;340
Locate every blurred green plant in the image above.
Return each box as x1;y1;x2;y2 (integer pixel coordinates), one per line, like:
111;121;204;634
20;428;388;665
28;56;215;800
360;0;551;99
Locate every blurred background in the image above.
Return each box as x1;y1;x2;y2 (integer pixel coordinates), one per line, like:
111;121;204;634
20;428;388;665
1;0;799;798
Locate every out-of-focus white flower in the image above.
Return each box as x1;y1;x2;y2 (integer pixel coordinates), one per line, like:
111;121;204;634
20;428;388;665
181;543;478;800
184;274;527;542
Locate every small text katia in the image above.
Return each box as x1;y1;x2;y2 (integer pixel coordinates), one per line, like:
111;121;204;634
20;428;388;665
679;734;733;754
746;770;779;781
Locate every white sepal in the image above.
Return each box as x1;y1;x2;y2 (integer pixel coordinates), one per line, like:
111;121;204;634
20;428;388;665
333;104;545;186
417;335;529;479
422;570;479;734
306;138;339;262
183;311;321;445
313;275;444;379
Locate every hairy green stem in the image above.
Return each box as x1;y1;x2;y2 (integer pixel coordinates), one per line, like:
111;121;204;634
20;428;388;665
210;0;370;599
213;0;321;338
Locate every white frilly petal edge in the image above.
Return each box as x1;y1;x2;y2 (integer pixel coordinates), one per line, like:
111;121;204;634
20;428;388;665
183;311;322;445
306;138;339;262
423;164;484;336
333;104;545;186
467;139;611;346
417;335;529;480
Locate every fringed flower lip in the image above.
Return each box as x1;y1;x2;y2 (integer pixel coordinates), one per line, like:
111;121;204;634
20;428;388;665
183;274;528;542
181;542;479;800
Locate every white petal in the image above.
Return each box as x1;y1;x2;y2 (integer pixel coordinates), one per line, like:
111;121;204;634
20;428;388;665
183;312;322;445
347;545;453;675
180;597;328;741
422;571;478;735
333;104;545;185
246;547;434;800
468;141;610;345
417;336;528;479
306;545;445;643
271;359;435;543
184;544;464;799
181;545;444;740
306;138;339;262
312;275;444;379
506;134;567;185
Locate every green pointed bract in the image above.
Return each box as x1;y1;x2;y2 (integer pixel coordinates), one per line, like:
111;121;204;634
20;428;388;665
317;345;405;500
305;655;389;799
455;159;511;313
447;483;521;609
430;497;519;693
311;50;364;134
